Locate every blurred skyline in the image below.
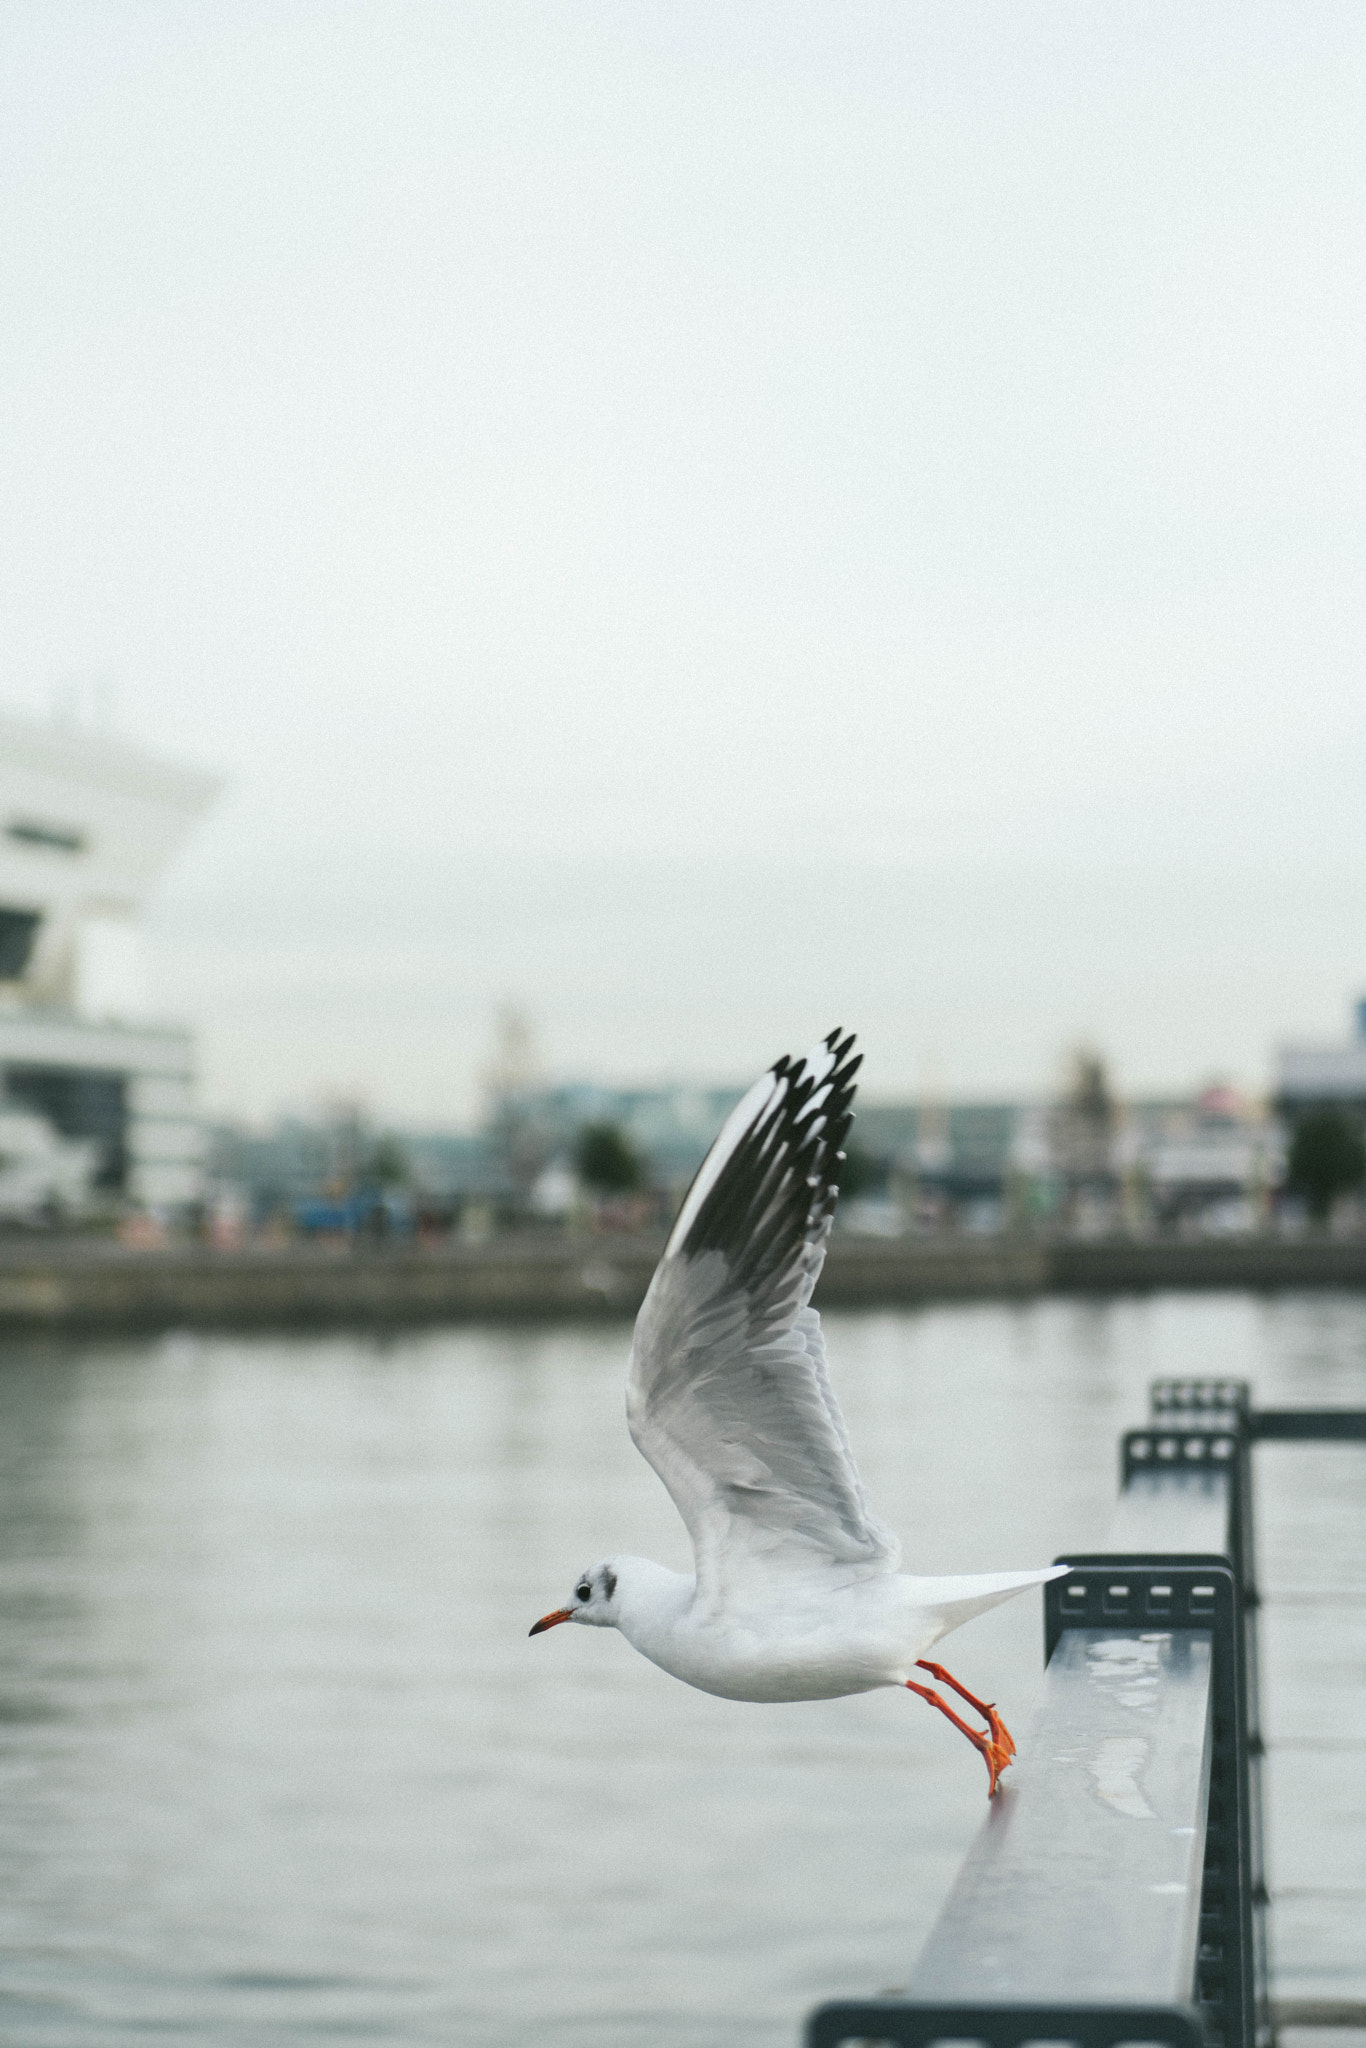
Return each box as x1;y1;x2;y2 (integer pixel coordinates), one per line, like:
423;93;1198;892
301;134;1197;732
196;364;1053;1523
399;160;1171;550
4;4;1366;1122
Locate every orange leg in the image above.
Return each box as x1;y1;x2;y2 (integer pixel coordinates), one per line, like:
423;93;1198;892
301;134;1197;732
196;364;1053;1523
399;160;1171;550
916;1660;1017;1766
904;1662;1017;1798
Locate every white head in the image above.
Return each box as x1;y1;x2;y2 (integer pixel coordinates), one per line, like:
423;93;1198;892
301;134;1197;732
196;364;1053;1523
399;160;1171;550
529;1558;622;1636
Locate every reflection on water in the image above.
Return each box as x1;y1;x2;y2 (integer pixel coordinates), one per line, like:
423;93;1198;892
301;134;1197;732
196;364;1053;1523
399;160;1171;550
0;1294;1361;2046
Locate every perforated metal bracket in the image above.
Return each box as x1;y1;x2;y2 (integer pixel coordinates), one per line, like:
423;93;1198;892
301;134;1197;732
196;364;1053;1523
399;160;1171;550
1151;1378;1250;1421
1124;1425;1240;1481
1047;1559;1237;1655
1123;1429;1244;1575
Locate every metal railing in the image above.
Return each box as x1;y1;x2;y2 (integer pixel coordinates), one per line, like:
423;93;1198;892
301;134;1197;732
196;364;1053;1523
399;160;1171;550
805;1379;1366;2048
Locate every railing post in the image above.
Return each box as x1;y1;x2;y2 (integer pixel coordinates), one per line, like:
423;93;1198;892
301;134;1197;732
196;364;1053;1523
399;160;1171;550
805;1378;1366;2048
1019;1379;1265;2048
1123;1380;1266;2048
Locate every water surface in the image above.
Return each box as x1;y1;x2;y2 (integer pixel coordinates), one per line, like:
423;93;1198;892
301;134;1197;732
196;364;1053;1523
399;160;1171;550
0;1292;1361;2045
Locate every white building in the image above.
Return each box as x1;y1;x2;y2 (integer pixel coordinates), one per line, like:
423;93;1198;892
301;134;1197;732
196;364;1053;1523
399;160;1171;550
1276;1000;1366;1111
0;707;218;1214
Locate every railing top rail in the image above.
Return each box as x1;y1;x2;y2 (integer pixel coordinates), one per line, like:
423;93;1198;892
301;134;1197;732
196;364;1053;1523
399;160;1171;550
803;1378;1366;2048
905;1627;1214;2008
1251;1407;1366;1441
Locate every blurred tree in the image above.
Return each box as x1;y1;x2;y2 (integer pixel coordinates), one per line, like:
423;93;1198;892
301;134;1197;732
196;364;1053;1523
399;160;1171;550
575;1122;643;1195
1286;1109;1366;1223
368;1135;410;1188
835;1142;879;1200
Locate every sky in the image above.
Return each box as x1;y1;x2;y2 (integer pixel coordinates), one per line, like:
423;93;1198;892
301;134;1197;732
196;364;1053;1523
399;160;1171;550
2;2;1366;1125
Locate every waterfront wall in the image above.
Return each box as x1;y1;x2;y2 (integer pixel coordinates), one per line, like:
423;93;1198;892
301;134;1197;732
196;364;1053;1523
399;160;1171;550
4;1232;1366;1332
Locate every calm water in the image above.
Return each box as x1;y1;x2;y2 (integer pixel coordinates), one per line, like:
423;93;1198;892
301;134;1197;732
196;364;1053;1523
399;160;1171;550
0;1293;1362;2047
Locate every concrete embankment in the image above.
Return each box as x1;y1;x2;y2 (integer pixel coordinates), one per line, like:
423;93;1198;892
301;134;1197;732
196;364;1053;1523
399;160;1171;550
2;1231;1366;1333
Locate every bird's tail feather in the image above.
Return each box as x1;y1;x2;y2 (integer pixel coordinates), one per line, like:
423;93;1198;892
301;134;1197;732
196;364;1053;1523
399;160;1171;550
908;1563;1069;1633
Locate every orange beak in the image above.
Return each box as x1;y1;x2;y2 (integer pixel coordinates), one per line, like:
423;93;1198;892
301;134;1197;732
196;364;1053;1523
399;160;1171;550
529;1607;574;1637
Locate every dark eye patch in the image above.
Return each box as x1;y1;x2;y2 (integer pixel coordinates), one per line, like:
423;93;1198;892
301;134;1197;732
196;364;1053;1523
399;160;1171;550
603;1567;617;1601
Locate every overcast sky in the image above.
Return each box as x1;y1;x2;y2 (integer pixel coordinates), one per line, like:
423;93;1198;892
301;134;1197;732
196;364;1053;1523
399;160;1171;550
3;3;1366;1123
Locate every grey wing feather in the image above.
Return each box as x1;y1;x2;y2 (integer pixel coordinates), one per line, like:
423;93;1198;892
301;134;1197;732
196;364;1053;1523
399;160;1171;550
626;1031;900;1600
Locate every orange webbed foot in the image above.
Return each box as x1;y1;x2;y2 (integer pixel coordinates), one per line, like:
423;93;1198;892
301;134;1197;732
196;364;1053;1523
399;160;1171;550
916;1658;1017;1765
905;1661;1018;1797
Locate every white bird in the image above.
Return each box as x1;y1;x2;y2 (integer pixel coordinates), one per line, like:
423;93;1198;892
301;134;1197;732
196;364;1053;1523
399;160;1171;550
531;1030;1066;1794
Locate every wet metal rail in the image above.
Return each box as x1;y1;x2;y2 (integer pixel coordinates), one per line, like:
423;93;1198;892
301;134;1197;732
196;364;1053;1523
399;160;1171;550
805;1379;1366;2048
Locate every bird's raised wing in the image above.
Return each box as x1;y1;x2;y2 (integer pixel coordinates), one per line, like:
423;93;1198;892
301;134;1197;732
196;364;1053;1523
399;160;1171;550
626;1030;900;1603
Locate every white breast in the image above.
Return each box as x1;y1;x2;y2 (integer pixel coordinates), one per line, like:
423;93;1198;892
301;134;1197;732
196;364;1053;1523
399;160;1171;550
618;1573;940;1704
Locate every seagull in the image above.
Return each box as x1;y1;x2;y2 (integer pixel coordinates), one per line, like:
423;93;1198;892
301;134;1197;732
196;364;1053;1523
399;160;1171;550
531;1030;1066;1794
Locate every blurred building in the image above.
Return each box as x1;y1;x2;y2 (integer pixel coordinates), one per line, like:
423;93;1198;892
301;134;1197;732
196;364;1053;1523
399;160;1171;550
209;1064;1288;1245
1275;1000;1366;1122
847;1086;1276;1237
0;706;218;1215
1129;1086;1280;1231
475;1079;1280;1237
1048;1051;1117;1199
483;1080;747;1206
208;1115;515;1229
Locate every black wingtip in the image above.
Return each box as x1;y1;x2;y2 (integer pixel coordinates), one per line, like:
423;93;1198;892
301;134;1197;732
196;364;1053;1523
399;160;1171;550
667;1028;864;1315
